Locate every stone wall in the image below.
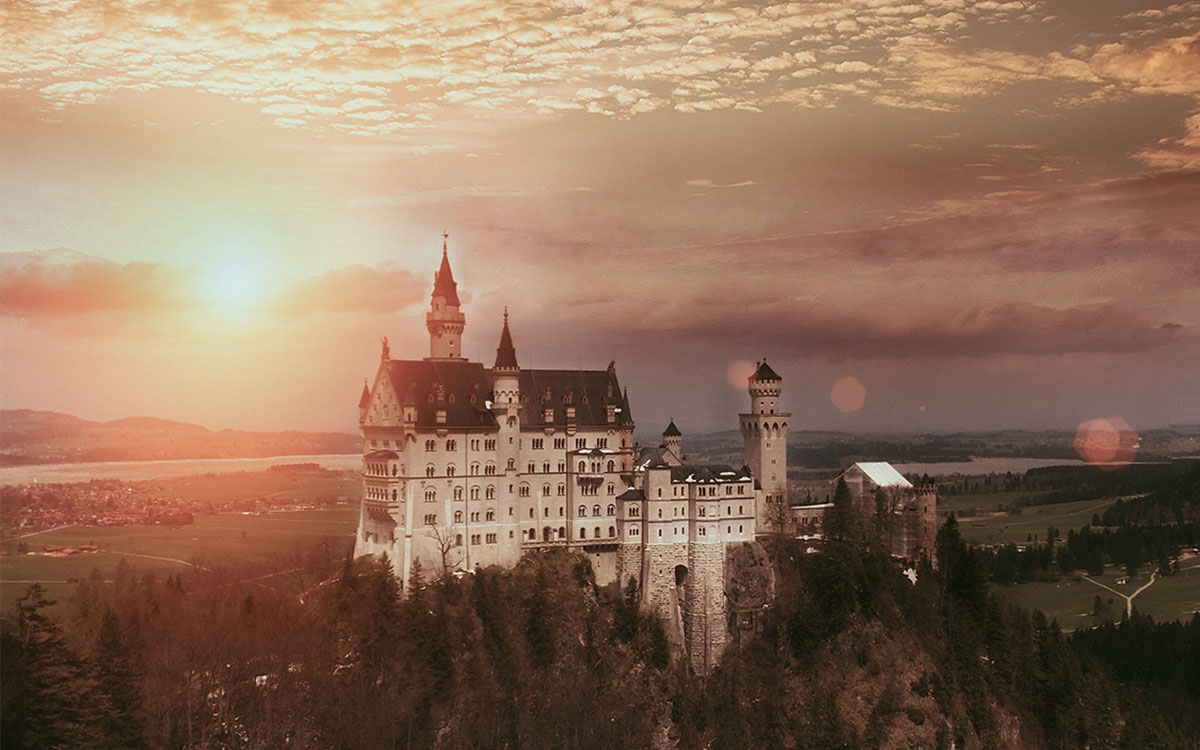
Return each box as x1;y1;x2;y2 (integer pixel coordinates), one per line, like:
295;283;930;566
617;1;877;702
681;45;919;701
684;541;727;674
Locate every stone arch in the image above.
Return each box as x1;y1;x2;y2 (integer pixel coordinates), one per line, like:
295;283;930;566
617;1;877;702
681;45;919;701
675;564;688;586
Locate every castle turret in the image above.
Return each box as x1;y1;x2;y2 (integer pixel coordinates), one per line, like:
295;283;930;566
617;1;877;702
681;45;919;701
358;379;371;423
425;234;466;360
662;420;682;458
492;308;520;405
739;360;790;533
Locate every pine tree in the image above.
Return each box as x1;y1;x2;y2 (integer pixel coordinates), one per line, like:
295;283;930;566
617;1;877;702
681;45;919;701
92;608;147;749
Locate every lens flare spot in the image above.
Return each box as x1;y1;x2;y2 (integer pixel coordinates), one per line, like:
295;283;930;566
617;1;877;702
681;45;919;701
726;359;757;390
919;405;927;413
831;377;866;413
1073;417;1138;469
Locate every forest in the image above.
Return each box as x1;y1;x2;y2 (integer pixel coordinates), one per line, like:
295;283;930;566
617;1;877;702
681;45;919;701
2;478;1197;748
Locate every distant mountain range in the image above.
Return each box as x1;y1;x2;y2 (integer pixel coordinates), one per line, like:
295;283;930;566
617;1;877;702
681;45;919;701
0;410;361;465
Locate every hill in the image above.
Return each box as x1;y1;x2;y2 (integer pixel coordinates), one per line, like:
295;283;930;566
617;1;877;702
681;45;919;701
0;410;360;465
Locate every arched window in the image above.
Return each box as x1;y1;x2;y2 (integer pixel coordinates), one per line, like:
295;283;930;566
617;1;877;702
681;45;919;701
529;528;537;540
592;504;601;517
454;487;463;501
519;484;530;497
470;486;480;500
557;484;565;496
629;527;639;536
471;462;479;475
485;486;495;500
455;534;463;546
557;461;565;472
580;527;587;539
425;465;436;477
392;464;398;476
454;510;463;523
608;525;615;537
594;526;601;538
542;483;551;496
578;505;587;517
425;440;436;451
486;508;495;521
424;488;436;502
578;460;586;473
528;462;536;473
607;460;615;472
507;458;515;470
446;439;456;451
607;484;615;495
392;489;398;501
543;461;550;473
447;464;456;477
607;504;615;515
485;463;496;476
629;506;639;517
558;526;566;538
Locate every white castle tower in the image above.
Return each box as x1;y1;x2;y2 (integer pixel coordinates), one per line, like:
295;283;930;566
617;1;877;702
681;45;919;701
739;360;790;532
426;232;465;360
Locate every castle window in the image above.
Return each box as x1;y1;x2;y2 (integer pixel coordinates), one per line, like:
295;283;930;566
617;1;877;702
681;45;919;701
699;527;706;536
447;440;456;451
529;508;534;518
558;526;565;538
629;506;639;517
471;462;480;475
470;439;480;450
543;461;550;473
424;513;437;525
486;508;495;521
580;528;587;539
554;438;566;450
532;438;543;450
507;458;515;470
392;490;397;500
607;460;615;472
454;487;463;501
471;486;480;500
658;529;662;537
528;462;536;473
486;486;495;500
544;507;549;517
609;526;615;537
485;439;496;451
558;506;564;517
607;504;615;515
455;534;463;546
557;484;565;496
486;533;497;544
542;483;551;496
579;505;587;517
597;438;607;449
592;504;601;517
447;464;456;477
426;465;435;477
484;463;496;475
425;440;436;452
576;438;586;449
739;505;743;514
392;465;398;476
424;488;436;502
519;484;530;497
471;534;481;545
454;510;463;523
657;489;662;498
471;511;480;522
594;525;600;538
658;508;663;518
607;484;615;495
699;507;706;517
739;525;743;533
629;527;639;536
578;461;586;473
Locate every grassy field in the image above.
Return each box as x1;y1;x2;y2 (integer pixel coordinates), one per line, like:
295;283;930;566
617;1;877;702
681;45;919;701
955;496;1122;545
0;507;358;612
994;557;1200;630
143;470;360;505
937;491;1052;516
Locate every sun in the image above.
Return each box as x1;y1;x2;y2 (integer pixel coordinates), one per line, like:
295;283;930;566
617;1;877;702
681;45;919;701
201;257;264;309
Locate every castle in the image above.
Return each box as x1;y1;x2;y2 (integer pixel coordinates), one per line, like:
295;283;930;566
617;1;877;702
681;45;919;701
354;240;934;671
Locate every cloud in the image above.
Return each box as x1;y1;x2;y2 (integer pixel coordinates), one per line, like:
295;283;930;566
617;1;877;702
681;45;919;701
274;264;426;314
685;179;758;189
0;251;183;316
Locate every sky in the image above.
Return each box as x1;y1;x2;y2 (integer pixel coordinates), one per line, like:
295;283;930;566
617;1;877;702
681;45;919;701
1;0;1198;437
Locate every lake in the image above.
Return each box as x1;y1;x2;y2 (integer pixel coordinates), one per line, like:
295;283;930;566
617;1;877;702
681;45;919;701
892;457;1087;476
0;454;363;485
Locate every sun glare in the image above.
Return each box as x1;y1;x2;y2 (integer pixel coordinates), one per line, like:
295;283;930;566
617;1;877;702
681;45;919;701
202;258;263;309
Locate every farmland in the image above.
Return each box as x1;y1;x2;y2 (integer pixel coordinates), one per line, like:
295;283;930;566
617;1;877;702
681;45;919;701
955;496;1123;545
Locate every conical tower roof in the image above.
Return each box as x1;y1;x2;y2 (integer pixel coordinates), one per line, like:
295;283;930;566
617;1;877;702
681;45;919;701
663;420;681;437
494;308;518;370
358;379;371;408
753;360;781;381
432;237;460;306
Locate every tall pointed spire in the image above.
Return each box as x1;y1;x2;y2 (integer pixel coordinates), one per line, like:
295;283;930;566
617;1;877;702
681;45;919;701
432;232;460;306
358;378;371;409
494;306;518;370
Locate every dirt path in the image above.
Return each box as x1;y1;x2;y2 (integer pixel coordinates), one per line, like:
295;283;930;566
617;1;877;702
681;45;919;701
10;524;77;540
1082;569;1159;617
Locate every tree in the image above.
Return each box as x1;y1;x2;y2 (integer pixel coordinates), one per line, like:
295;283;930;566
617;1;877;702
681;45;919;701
424;522;462;582
92;608;146;749
0;584;100;749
